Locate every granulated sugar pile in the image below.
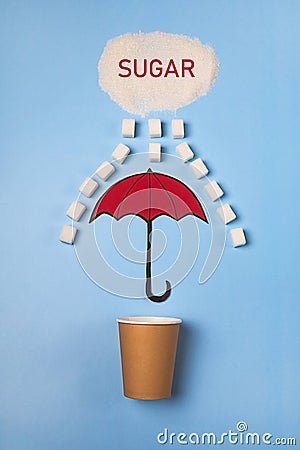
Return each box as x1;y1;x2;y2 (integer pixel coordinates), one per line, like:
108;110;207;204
98;32;219;117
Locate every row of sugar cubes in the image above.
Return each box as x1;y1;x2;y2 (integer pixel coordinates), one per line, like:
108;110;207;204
122;118;185;139
170;124;246;248
181;159;245;246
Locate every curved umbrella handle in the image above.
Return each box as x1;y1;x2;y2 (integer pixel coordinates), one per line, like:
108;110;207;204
146;278;171;303
146;220;172;303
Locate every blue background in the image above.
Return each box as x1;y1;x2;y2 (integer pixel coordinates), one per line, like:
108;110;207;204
1;0;299;448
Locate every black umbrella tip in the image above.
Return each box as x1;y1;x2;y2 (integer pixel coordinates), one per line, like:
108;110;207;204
147;168;153;173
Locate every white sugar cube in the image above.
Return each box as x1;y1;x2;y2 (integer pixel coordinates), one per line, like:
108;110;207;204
217;204;236;224
230;227;246;247
190;158;208;179
66;201;86;222
112;143;130;164
149;143;161;162
59;224;77;244
122;119;135;138
204;181;224;201
172;119;184;139
176;142;194;162
148;119;162;138
79;177;99;197
96;161;115;181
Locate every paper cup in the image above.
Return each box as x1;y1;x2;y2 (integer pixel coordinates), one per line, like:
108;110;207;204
117;316;182;400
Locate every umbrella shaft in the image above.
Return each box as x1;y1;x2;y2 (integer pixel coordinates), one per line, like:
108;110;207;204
145;219;172;302
146;220;152;280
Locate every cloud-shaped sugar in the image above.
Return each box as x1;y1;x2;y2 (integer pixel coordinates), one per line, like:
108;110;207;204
98;32;219;117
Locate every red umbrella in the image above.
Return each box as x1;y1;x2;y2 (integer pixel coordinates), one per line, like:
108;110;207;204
90;169;208;302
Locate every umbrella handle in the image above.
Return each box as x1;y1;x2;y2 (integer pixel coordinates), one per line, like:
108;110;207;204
146;220;172;303
146;278;171;303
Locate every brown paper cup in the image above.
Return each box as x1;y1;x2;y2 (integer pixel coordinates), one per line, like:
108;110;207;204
117;316;182;400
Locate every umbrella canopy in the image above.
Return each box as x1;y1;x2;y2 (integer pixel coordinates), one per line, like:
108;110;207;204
90;169;208;302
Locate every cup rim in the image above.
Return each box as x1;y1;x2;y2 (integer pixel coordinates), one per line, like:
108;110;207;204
116;316;182;325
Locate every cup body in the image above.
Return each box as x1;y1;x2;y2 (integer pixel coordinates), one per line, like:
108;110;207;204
117;316;182;400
